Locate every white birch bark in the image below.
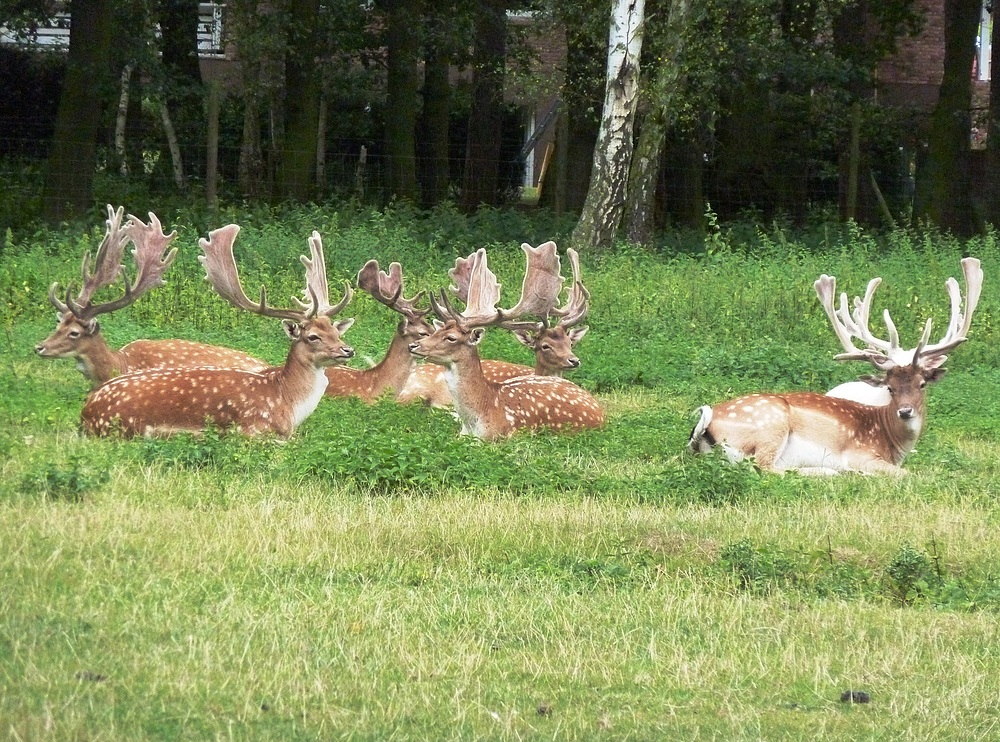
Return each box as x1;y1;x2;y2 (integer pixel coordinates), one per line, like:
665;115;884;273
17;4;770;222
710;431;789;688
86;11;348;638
115;64;132;176
571;0;645;250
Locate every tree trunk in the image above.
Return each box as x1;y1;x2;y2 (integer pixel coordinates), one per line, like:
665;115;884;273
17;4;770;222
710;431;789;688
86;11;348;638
240;95;266;200
160;101;186;189
384;0;421;203
42;0;114;222
158;0;204;180
115;64;133;177
460;0;506;212
985;7;1000;224
421;34;452;207
913;0;980;236
571;0;646;250
626;0;690;245
276;0;322;201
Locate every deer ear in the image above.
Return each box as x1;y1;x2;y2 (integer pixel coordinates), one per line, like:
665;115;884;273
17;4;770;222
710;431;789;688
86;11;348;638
282;320;302;340
335;317;355;334
84;319;100;335
469;327;486;345
924;366;948;384
567;325;589;343
512;329;535;347
432;319;445;331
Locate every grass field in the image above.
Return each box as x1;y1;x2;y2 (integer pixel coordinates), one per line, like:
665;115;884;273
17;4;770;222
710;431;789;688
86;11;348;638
2;207;1000;739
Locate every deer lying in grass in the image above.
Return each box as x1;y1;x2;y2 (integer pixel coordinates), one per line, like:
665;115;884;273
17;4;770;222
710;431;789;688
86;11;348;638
399;242;590;407
407;247;604;439
322;259;434;402
36;205;267;388
82;226;354;438
688;258;982;475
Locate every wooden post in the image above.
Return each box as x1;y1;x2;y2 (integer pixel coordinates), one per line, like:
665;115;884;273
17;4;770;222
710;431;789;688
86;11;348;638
846;101;861;221
316;96;327;194
206;81;220;212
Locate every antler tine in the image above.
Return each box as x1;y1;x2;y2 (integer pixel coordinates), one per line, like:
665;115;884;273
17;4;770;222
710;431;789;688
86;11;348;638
68;205;131;315
814;274;868;358
554;248;590;328
503;241;564;320
919;256;983;358
358;259;427;318
293;231;331;316
198;224;305;321
429;287;464;323
847;278;895;354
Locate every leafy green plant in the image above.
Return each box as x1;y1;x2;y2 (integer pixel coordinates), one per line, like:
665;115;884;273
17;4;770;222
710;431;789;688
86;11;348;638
20;454;109;502
885;543;934;607
720;538;798;593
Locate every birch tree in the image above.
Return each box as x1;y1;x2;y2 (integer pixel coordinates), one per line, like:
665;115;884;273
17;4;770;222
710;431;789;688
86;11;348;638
570;0;645;250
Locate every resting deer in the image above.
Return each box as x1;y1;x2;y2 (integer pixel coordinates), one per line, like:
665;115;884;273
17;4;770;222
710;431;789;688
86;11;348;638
407;247;604;440
323;259;434;402
399;242;590;407
36;205;267;388
688;258;982;475
82;227;354;438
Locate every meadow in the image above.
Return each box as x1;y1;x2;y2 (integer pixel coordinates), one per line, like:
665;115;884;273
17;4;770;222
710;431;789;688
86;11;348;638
2;203;1000;739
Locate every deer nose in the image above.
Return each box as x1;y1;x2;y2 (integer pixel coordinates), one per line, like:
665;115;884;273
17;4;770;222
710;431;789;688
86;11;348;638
566;357;580;368
342;346;355;358
897;406;914;420
35;344;46;354
408;342;420;353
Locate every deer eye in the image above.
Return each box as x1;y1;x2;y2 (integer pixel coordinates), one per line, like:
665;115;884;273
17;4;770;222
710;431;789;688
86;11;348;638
446;335;458;343
540;344;551;351
307;334;321;342
68;330;81;339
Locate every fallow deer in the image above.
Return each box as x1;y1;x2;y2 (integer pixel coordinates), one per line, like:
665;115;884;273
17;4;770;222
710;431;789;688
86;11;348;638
36;205;267;388
688;258;982;475
322;259;434;402
399;242;590;407
81;226;354;438
407;248;604;440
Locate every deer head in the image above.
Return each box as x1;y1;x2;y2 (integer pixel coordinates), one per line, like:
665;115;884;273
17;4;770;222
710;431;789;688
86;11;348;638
198;225;355;366
37;206;178;363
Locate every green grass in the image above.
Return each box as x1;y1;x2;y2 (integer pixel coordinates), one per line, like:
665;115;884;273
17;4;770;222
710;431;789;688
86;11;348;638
3;207;1000;738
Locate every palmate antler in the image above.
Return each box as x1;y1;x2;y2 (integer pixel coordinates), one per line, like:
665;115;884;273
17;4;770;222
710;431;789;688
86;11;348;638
48;205;178;320
814;257;983;370
545;248;589;329
439;244;567;330
357;259;428;320
199;226;353;322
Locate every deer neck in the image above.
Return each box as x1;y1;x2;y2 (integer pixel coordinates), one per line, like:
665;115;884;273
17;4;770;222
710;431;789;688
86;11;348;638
367;330;416;395
533;359;561;377
273;342;330;424
443;347;503;436
875;401;925;464
81;336;122;387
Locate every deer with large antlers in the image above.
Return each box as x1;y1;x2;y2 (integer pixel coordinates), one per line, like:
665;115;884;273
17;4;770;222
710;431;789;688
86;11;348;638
398;242;590;407
82;227;354;438
36;205;267;387
688;258;982;475
322;259;434;402
407;247;604;440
